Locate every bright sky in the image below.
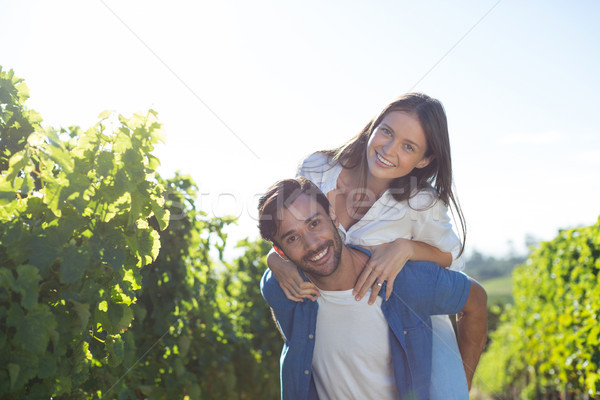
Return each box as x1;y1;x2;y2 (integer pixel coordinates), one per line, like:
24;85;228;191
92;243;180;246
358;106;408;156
2;0;599;258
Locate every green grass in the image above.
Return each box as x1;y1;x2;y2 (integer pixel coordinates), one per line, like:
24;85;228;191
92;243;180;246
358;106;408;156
481;275;513;305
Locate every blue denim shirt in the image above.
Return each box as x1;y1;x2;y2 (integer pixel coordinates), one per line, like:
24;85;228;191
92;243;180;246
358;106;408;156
260;247;471;400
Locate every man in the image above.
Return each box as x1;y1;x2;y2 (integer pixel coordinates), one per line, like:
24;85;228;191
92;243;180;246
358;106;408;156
258;177;487;400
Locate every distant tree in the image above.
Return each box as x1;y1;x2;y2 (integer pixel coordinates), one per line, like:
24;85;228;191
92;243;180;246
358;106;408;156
525;233;540;250
464;251;526;281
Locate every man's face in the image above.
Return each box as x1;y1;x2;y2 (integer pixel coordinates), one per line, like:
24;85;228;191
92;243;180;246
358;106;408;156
274;193;343;278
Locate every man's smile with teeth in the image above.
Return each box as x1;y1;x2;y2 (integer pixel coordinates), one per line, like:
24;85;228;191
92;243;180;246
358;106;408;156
376;152;396;167
309;246;329;262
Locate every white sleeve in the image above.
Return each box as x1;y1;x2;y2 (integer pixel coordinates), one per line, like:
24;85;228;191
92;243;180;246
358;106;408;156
295;152;330;189
411;196;465;271
295;157;305;177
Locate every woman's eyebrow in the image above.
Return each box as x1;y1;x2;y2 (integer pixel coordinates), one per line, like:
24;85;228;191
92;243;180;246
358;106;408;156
380;123;421;149
380;123;394;133
405;138;420;149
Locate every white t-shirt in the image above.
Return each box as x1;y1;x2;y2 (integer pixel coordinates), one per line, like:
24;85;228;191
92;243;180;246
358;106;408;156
313;289;398;400
297;152;465;271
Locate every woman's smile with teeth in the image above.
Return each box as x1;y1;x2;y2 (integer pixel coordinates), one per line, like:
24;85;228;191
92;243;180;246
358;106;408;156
309;247;329;262
376;152;396;167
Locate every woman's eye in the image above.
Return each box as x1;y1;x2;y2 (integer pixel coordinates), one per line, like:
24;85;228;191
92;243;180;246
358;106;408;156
405;144;414;152
287;236;297;243
311;220;320;228
381;128;392;136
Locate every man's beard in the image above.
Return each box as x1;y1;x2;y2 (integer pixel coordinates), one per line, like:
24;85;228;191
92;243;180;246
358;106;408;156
293;222;344;277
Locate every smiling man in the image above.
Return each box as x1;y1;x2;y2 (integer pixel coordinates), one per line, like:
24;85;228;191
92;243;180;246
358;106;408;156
258;177;487;400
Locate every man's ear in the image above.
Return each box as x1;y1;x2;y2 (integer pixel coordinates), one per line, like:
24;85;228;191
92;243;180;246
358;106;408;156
273;245;289;261
416;155;434;169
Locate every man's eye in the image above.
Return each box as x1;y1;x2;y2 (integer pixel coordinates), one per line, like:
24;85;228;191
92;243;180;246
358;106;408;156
311;220;320;228
287;236;297;243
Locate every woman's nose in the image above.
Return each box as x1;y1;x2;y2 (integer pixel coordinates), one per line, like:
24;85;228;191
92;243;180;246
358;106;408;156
383;138;398;155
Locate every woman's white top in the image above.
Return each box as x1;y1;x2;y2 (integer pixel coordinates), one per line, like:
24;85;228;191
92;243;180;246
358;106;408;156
297;152;465;271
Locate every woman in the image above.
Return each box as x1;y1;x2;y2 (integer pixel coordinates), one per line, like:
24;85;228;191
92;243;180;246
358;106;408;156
268;93;471;397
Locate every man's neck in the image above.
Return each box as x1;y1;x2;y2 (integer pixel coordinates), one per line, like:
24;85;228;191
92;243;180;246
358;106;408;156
308;245;369;291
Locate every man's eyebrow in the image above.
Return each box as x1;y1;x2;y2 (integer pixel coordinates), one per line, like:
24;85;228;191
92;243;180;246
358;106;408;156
279;229;296;241
279;212;321;241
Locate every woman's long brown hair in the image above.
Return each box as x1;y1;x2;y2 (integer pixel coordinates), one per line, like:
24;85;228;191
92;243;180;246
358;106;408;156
318;93;466;257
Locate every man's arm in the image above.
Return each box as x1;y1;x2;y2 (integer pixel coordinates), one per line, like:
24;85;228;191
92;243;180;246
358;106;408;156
456;280;487;390
260;268;298;342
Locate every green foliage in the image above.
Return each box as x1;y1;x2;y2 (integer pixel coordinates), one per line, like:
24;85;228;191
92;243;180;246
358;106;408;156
1;66;281;399
114;173;280;399
0;67;168;398
475;218;600;399
220;238;282;399
0;67;42;173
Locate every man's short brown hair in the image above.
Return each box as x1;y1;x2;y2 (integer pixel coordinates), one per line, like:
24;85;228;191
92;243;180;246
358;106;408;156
257;177;330;246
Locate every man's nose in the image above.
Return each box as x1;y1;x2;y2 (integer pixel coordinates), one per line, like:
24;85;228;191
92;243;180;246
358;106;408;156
303;233;320;250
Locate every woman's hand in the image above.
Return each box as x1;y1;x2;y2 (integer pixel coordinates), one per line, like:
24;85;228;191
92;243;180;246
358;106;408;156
267;251;321;302
353;239;453;304
352;238;414;305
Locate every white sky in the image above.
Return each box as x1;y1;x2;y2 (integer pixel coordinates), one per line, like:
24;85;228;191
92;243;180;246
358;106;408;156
1;0;599;257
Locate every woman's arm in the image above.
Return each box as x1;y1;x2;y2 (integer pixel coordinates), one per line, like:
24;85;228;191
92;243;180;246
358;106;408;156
268;151;330;302
267;249;320;302
410;239;452;267
353;239;452;304
412;194;465;271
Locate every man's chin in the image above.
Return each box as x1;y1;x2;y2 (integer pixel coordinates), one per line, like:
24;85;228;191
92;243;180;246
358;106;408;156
300;260;338;278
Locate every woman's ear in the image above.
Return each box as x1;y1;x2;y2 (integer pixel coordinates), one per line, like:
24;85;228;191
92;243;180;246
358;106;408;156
416;155;434;169
273;245;289;261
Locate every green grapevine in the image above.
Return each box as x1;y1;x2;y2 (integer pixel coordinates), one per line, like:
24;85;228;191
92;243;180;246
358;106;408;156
0;66;281;399
476;218;600;399
0;66;168;398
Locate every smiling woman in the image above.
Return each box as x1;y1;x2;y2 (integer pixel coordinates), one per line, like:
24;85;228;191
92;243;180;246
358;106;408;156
265;93;477;397
366;111;433;183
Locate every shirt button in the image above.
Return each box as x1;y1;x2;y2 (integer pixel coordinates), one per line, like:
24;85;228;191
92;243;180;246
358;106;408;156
308;334;314;339
304;370;310;375
404;330;407;335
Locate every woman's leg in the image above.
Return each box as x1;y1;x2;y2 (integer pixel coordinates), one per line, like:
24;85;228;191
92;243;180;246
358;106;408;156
429;314;469;400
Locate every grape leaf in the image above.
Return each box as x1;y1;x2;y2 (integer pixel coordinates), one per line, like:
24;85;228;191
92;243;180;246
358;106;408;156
70;301;91;333
14;264;41;310
13;304;56;354
60;246;90;284
7;363;19;391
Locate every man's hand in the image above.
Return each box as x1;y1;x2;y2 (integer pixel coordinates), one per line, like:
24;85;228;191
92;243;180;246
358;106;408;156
456;279;488;390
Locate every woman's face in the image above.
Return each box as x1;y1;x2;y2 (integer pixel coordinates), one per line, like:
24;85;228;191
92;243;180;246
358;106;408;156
366;111;432;182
